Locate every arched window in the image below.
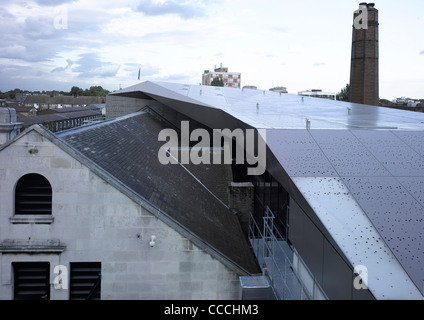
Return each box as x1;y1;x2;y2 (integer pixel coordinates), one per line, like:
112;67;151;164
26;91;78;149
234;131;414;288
15;174;52;215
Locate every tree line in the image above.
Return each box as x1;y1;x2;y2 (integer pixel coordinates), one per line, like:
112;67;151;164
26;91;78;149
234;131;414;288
0;86;110;100
69;86;110;97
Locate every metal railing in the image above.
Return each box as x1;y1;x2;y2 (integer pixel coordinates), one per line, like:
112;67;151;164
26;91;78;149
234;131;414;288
248;207;327;300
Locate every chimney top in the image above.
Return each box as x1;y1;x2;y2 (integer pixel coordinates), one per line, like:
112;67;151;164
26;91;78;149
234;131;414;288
0;108;23;145
0;108;18;124
359;2;376;8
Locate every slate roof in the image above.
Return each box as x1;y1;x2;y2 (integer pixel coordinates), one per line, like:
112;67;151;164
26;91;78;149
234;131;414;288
46;105;102;113
24;95;105;105
57;112;259;275
0;106;35;113
17;110;102;126
110;81;424;299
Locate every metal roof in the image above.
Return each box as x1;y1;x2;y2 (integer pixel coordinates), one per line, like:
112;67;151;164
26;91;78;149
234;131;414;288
115;81;424;131
112;81;424;299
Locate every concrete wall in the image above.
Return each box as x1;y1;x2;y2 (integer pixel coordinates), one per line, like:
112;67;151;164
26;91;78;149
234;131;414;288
0;129;242;300
106;93;211;133
106;95;161;120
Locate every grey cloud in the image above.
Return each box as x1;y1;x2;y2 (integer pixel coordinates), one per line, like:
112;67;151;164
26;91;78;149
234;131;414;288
0;65;80;92
0;64;55;91
72;53;120;78
420;50;424;55
23;15;65;39
0;5;109;64
0;7;14;19
135;0;213;19
0;45;27;60
0;38;58;62
0;8;21;35
51;59;74;73
31;0;76;6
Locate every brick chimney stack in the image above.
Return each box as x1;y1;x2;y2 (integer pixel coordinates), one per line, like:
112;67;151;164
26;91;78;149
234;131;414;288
349;3;379;106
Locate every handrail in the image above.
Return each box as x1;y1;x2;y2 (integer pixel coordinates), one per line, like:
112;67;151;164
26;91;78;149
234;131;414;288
249;211;309;299
248;208;328;300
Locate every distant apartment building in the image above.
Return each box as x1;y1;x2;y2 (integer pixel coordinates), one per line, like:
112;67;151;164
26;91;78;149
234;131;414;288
202;65;241;88
393;97;422;107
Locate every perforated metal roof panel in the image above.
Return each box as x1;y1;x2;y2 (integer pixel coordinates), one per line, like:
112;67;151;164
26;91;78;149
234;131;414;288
112;81;424;299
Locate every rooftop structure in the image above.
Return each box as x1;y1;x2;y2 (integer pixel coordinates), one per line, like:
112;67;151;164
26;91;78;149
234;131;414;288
298;89;336;100
108;81;424;300
270;87;288;94
2;80;424;300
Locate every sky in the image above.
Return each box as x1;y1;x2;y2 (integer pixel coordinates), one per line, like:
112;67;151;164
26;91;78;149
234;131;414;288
0;0;423;100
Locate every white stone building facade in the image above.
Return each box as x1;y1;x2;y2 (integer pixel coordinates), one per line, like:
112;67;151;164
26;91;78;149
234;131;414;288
0;127;244;300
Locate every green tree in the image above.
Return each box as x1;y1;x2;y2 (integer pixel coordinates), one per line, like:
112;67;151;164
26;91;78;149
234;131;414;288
211;77;224;87
0;90;17;100
82;86;110;96
70;86;84;97
336;83;350;102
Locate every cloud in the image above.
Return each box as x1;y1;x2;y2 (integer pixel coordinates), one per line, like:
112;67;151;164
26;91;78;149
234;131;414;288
140;30;197;44
0;45;27;60
157;73;194;82
31;0;76;5
124;63;160;77
72;53;120;78
420;50;424;55
135;0;213;19
269;27;289;33
313;62;326;67
51;59;74;73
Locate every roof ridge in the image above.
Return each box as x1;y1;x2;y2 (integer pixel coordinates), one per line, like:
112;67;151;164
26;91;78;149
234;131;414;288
57;111;146;137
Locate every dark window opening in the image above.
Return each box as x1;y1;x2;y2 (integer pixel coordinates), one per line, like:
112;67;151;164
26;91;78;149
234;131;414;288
15;174;52;215
13;262;50;300
231;162;290;241
70;262;101;300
